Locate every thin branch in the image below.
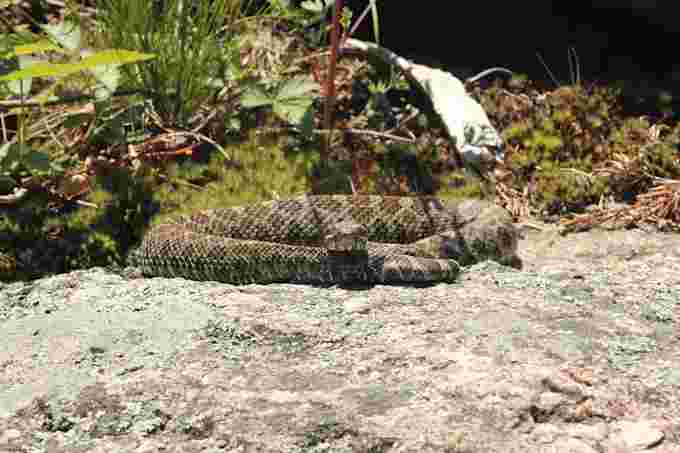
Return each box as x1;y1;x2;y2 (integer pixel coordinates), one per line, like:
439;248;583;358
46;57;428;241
0;188;28;205
315;127;415;143
158;131;230;160
321;0;343;164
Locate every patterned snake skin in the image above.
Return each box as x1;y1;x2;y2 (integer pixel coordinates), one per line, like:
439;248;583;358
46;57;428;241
131;195;519;285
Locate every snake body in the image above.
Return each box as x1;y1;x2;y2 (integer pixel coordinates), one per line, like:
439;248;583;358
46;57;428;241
131;195;519;285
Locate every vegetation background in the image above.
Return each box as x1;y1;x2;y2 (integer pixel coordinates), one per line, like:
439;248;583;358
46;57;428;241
1;0;679;281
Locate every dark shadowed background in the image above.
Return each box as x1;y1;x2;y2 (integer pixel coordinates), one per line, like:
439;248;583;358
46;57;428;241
341;1;679;113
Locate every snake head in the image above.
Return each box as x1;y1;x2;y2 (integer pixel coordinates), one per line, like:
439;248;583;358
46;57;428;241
323;220;369;254
412;231;467;261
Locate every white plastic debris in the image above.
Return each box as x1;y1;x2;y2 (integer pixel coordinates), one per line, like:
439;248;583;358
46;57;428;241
341;39;505;175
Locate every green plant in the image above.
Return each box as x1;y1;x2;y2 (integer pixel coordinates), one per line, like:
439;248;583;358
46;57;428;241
96;0;249;126
0;164;157;281
0;21;154;189
302;0;381;165
240;76;319;136
476;82;630;212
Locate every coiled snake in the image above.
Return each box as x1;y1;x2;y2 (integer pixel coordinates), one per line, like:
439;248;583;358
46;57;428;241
131;195;519;285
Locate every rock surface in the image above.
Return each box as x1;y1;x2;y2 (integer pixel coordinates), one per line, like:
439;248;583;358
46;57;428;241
1;223;680;452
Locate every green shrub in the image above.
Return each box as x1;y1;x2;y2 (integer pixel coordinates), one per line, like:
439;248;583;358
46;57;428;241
475;80;680;214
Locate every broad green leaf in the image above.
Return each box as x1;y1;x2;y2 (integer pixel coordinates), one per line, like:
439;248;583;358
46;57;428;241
272;77;318;124
0;142;12;162
76;49;155;69
241;85;272;108
4;77;31;97
78;50;153;101
0;143;52;173
205;76;227;90
1;55;25;95
277;77;318;100
89;61;121;100
273;96;314;124
241;77;318;125
0;61;81;81
48;160;64;173
300;0;327;13
44;21;81;52
14;54;36;93
14;40;64;56
0;143;26;169
0;50;154;82
0;52;40;95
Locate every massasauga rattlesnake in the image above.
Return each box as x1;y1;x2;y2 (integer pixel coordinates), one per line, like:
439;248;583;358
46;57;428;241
130;195;520;284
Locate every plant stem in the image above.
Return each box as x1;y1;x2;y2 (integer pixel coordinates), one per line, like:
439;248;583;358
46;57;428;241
321;0;342;164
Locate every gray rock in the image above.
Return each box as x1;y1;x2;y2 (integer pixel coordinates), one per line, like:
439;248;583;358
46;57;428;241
610;420;665;451
1;225;680;452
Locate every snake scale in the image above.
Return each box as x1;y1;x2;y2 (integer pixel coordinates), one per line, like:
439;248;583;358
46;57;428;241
131;195;519;285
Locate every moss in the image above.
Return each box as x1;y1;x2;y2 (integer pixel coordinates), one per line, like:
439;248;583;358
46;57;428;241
475;79;680;216
0;165;157;280
151;134;315;224
67;231;122;270
437;171;486;200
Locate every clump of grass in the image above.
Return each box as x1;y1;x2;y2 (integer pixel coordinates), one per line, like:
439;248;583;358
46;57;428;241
96;0;254;126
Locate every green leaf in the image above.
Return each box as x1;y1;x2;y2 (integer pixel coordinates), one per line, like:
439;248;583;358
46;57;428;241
0;49;154;82
0;61;82;81
43;21;81;52
300;0;327;13
241;85;272;108
0;143;52;173
241;77;318;125
80;50;153;100
277;77;319;100
14;40;64;56
79;49;155;100
48;159;64;173
89;61;121;101
1;53;41;95
77;49;156;68
0;142;13;163
273;96;313;124
0;143;25;170
272;77;318;124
